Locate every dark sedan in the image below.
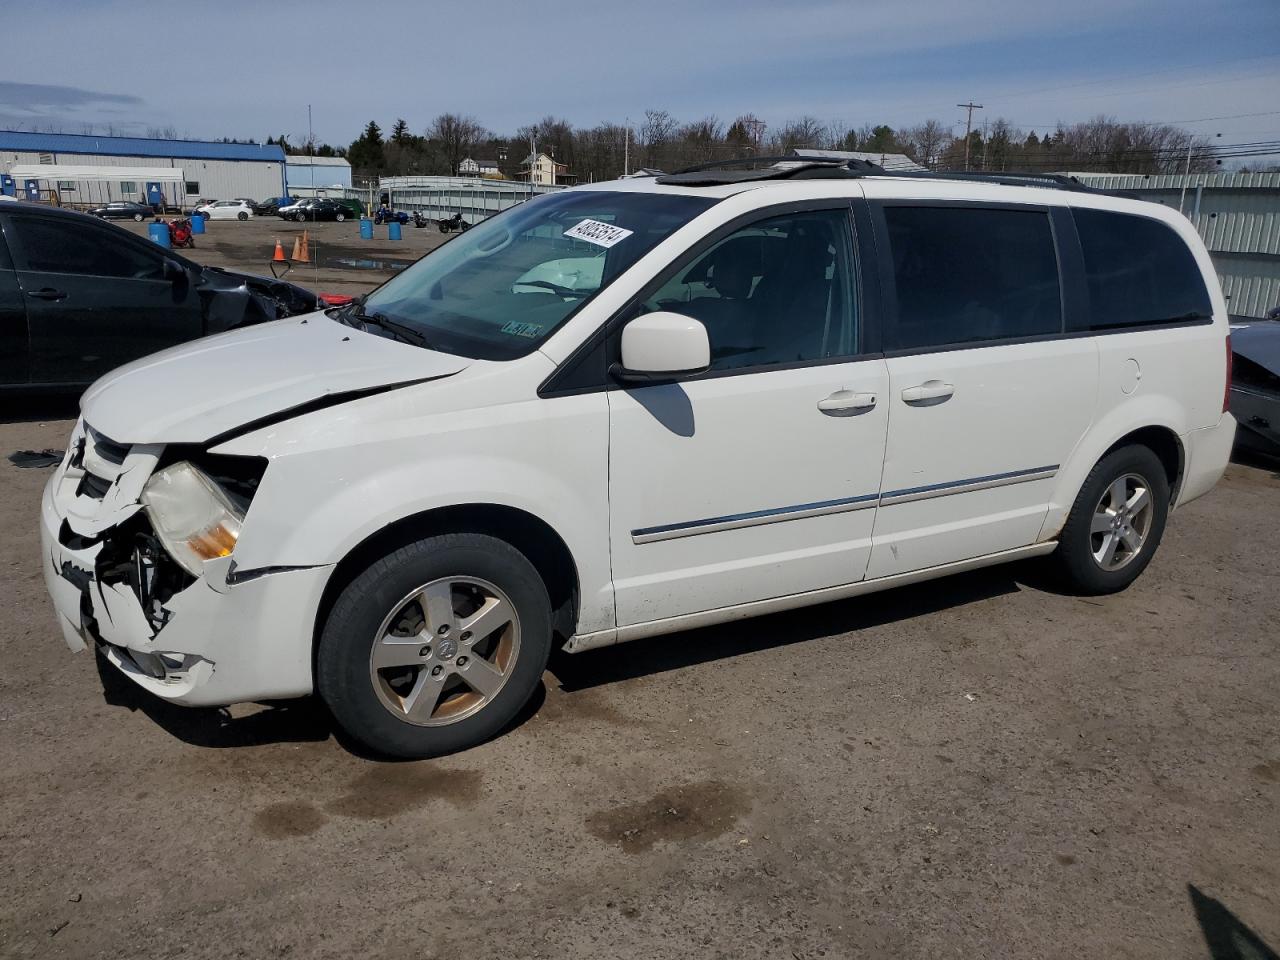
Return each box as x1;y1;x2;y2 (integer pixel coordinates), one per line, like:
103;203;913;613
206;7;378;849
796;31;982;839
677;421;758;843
279;198;352;222
88;201;154;222
0;205;318;388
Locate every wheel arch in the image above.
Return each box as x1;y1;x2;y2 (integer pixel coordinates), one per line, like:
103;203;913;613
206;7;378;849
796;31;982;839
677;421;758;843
313;502;581;668
1042;416;1186;541
1101;425;1184;501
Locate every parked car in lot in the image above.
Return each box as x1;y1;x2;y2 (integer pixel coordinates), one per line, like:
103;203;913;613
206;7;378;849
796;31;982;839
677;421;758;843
1229;313;1280;455
278;197;352;222
38;163;1235;759
0;205;316;387
252;196;293;216
195;200;254;221
88;200;154;222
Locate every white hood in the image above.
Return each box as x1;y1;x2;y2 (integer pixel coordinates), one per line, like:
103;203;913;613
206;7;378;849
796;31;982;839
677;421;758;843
81;313;469;444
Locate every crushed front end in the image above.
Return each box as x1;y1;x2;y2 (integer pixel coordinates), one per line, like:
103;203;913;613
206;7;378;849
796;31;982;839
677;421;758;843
40;420;330;707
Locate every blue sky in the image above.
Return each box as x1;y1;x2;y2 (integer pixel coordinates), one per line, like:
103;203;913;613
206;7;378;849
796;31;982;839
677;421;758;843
2;0;1278;151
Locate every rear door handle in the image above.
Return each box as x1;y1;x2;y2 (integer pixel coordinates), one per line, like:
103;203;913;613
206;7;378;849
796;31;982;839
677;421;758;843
901;380;954;405
818;390;877;416
28;288;67;301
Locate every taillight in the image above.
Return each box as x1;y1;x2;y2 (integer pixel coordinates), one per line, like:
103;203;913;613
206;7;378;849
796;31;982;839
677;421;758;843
1224;333;1233;413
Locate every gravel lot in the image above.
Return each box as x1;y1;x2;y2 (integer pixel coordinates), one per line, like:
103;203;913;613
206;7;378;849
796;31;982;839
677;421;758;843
114;214;452;298
1;403;1277;959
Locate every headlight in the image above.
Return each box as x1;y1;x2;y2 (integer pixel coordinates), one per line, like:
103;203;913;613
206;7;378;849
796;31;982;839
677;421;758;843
140;461;245;576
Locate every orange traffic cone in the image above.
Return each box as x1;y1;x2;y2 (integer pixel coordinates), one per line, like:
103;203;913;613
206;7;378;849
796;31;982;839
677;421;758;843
272;239;287;262
291;236;303;261
296;230;311;264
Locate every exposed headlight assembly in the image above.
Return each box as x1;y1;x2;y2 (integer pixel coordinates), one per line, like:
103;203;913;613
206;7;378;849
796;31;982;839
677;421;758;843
140;461;245;576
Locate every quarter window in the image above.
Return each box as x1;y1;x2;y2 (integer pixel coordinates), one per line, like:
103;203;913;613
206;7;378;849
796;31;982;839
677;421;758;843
1072;208;1212;330
882;205;1062;351
640;209;857;371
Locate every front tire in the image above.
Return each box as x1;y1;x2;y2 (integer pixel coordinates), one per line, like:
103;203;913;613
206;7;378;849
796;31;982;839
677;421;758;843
318;533;552;758
335;212;345;222
295;212;306;222
1052;444;1170;594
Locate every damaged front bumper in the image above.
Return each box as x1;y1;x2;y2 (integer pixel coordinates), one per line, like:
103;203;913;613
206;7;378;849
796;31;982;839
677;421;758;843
40;420;331;707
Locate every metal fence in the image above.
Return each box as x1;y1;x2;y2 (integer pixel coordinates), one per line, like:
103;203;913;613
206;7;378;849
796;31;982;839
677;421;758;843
369;176;564;225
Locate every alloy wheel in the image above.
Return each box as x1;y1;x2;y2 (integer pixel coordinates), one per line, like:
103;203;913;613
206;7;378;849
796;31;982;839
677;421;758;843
1090;473;1154;571
368;576;521;726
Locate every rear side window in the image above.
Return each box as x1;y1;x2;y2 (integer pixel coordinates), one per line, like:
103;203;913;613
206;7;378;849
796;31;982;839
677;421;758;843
1073;208;1212;330
882;206;1061;351
9;217;163;279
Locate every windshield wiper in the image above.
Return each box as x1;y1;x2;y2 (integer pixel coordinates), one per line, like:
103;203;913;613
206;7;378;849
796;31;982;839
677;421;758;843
350;309;433;348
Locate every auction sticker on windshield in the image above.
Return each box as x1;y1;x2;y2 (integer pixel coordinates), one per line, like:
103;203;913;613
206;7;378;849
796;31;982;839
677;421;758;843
564;218;634;248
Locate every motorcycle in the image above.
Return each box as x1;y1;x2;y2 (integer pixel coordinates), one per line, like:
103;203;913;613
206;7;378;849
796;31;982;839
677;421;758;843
411;211;429;229
436;213;469;234
374;208;410;226
167;217;195;249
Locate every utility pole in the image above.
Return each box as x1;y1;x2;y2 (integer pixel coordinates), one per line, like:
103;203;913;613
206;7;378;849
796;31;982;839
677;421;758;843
624;117;629;176
957;102;983;171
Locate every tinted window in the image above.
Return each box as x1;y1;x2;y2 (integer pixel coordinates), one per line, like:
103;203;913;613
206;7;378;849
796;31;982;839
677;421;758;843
883;206;1061;351
10;217;163;279
641;209;856;371
1073;208;1212;330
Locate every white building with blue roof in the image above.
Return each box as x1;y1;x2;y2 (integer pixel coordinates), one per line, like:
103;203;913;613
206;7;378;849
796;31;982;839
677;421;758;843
0;130;288;208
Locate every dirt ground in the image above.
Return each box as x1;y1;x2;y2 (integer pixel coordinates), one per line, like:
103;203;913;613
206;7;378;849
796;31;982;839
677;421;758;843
1;402;1277;959
115;214;452;298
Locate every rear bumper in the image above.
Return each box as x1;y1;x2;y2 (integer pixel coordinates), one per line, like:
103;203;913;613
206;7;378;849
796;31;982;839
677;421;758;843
40;435;331;708
1177;413;1236;508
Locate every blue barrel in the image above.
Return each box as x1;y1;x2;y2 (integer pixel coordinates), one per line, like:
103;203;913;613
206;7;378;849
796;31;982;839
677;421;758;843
190;214;205;235
148;222;170;247
387;221;402;241
359;218;373;240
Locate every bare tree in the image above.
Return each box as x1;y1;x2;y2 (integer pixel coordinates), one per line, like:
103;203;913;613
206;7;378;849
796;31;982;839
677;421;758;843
425;113;486;175
903;119;950;169
641;109;678;168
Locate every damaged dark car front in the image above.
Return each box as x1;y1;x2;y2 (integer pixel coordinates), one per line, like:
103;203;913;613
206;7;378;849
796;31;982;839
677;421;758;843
1230;316;1280;456
0;204;317;388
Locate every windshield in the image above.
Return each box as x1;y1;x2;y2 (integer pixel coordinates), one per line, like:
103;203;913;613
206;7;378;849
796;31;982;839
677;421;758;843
358;190;716;360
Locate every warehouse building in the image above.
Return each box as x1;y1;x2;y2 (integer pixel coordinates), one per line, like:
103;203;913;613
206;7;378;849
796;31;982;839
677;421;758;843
285;154;352;197
0;130;286;209
1073;171;1280;319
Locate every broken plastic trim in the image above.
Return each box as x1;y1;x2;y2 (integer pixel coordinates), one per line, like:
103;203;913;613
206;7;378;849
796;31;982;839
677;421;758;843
225;562;319;586
203;374;454;447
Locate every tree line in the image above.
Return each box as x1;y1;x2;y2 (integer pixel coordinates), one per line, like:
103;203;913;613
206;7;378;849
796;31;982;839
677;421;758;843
311;111;1228;181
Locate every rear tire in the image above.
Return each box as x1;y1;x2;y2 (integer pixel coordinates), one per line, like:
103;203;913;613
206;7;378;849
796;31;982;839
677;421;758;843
238;211;248;221
133;212;144;221
318;533;552;759
1052;444;1170;594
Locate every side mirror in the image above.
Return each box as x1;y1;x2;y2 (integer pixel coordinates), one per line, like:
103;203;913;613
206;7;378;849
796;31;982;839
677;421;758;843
162;259;186;281
615;311;710;382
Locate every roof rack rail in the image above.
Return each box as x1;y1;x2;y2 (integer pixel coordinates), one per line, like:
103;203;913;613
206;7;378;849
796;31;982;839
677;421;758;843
860;170;1100;193
656;156;885;186
655;156;1103;193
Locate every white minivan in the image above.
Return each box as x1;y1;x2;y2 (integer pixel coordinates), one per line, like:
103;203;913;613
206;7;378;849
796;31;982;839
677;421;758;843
40;162;1235;757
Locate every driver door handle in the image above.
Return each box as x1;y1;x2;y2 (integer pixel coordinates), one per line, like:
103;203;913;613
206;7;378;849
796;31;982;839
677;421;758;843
901;380;955;405
818;390;877;416
28;288;67;301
